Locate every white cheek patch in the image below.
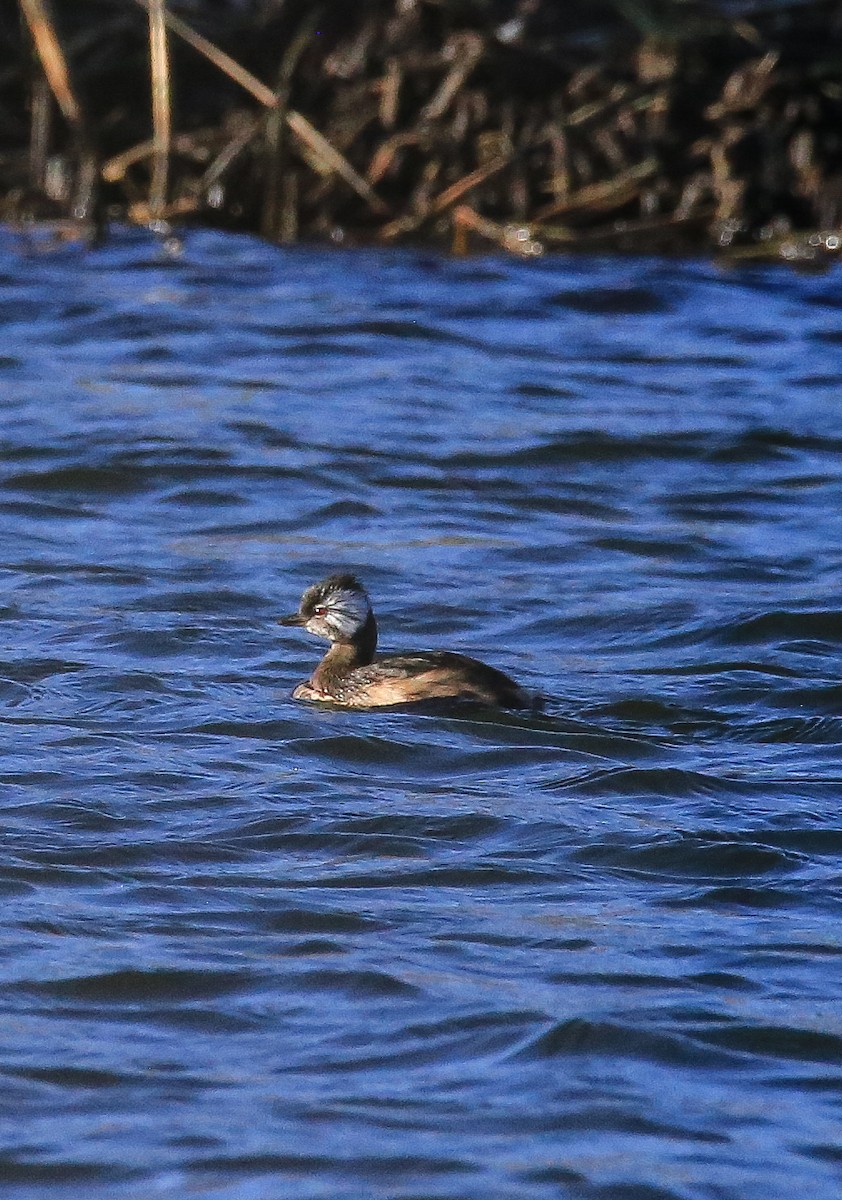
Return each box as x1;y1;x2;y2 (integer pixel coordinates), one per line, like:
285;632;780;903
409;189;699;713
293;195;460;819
305;614;335;639
323;587;370;639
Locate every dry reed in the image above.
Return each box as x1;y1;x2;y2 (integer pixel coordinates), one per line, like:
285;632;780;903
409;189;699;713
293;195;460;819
4;0;842;261
146;0;171;224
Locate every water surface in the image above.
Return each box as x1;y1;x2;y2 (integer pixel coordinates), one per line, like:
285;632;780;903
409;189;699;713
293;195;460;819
1;228;841;1199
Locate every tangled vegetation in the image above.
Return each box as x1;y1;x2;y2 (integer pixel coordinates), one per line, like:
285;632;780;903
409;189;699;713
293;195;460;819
3;0;842;259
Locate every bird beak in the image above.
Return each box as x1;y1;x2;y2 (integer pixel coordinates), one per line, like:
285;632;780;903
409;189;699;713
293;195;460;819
279;612;305;626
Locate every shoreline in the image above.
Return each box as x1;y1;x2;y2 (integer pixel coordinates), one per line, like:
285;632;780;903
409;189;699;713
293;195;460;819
4;1;842;263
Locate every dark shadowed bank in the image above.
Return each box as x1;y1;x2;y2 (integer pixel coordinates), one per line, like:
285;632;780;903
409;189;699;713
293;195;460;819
3;0;842;259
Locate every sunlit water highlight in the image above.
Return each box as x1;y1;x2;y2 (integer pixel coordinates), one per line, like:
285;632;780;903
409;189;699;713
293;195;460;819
1;227;841;1199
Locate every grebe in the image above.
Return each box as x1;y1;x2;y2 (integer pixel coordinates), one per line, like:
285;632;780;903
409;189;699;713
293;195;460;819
280;574;531;709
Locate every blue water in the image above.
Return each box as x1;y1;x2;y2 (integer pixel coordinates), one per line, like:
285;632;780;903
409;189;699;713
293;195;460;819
1;227;841;1199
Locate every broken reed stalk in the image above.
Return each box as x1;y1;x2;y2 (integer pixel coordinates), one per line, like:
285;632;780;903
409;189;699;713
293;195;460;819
18;0;82;129
131;0;277;108
286;112;388;215
28;72;52;190
535;156;660;222
146;0;170;222
381;155;511;240
262;10;323;242
131;0;386;219
18;0;99;221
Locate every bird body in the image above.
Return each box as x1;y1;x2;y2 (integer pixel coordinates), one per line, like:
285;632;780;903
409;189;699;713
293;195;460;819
281;574;531;710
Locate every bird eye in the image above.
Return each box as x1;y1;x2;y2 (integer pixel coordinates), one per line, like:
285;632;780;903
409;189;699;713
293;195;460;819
313;605;327;616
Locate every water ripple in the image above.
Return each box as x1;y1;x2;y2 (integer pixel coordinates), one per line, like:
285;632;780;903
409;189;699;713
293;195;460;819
1;229;841;1199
